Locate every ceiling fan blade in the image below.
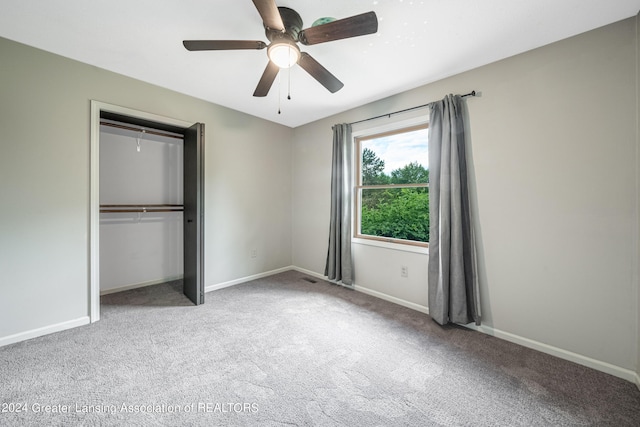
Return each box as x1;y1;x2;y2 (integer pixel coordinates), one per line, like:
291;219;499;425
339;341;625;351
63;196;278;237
183;40;267;51
251;0;285;31
298;53;344;93
253;61;280;97
299;11;378;45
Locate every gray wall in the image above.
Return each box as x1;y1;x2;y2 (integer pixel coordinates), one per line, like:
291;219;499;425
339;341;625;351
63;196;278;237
0;36;293;340
293;17;639;375
637;11;640;388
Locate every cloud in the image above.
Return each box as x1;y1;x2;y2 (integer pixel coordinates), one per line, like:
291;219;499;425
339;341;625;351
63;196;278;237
361;128;428;174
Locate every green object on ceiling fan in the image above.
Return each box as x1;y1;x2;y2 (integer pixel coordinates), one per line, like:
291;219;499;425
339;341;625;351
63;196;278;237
312;17;336;26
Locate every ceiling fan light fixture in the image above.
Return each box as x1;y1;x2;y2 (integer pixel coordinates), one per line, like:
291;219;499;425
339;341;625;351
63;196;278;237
268;40;300;68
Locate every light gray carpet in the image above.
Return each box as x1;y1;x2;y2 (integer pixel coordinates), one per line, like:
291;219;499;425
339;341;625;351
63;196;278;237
1;270;639;426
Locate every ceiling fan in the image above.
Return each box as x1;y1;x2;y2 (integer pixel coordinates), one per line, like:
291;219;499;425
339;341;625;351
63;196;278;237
183;0;378;97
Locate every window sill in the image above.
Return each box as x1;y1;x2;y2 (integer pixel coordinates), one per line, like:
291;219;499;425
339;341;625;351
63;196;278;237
352;237;429;255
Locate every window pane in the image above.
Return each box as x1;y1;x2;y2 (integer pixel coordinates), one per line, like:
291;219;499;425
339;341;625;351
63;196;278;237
360;187;429;243
361;127;428;185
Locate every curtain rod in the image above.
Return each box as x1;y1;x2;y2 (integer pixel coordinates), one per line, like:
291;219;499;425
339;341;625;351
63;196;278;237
349;90;477;126
100;121;184;140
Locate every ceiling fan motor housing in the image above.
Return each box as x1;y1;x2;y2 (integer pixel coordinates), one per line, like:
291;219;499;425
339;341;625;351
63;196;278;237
265;7;303;41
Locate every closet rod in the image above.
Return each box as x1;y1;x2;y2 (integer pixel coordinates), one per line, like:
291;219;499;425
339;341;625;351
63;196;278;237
100;204;184;207
100;121;184;140
100;208;184;213
100;204;184;213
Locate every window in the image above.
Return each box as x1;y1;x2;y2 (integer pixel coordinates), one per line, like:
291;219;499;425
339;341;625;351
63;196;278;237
355;123;429;247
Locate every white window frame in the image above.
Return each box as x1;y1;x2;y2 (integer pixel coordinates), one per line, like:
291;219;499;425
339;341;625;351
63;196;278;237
352;115;430;254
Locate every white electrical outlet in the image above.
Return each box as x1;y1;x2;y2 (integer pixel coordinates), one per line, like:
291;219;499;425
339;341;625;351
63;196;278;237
401;266;408;277
251;249;257;259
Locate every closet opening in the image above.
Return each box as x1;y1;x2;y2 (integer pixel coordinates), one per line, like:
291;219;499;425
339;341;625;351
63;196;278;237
89;102;204;322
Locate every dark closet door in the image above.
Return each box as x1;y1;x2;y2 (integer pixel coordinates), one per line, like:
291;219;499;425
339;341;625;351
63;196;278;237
183;123;205;305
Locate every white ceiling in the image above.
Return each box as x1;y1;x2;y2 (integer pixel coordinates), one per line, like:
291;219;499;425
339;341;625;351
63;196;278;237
1;1;639;128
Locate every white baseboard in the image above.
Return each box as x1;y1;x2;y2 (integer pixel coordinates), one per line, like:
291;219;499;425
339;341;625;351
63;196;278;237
100;275;184;295
291;266;325;281
205;266;294;293
354;284;429;314
463;323;637;383
292;266;430;314
0;317;90;348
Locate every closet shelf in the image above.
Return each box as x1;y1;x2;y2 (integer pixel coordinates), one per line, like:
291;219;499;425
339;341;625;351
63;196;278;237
100;204;184;213
100;121;184;140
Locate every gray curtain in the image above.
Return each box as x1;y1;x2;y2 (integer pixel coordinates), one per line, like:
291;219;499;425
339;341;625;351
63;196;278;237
325;123;353;286
428;95;480;325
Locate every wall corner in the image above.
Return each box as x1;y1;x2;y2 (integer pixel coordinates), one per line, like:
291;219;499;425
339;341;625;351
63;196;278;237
635;9;640;389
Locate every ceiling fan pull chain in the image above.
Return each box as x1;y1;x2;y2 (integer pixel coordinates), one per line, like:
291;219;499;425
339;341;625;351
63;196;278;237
287;46;292;100
278;72;282;114
287;52;292;100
